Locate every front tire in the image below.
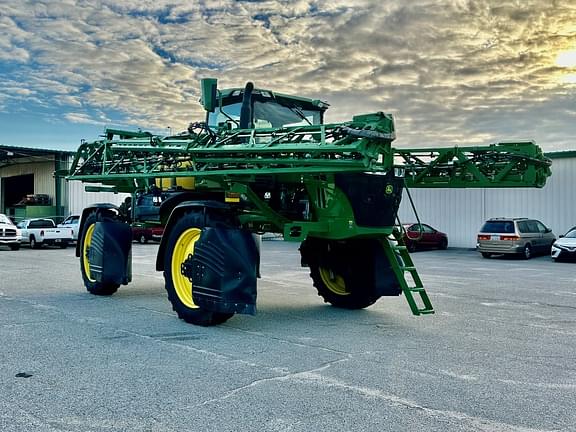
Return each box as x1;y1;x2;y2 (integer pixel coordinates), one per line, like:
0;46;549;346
163;211;235;326
481;252;492;258
79;211;120;296
302;238;383;309
30;236;41;249
9;244;20;251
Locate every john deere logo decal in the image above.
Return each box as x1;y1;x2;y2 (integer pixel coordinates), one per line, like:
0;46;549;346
385;184;394;195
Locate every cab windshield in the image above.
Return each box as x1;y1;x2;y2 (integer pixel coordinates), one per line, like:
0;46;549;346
208;98;321;130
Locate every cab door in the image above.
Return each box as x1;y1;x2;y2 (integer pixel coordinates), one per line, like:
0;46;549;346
535;220;554;251
525;220;544;251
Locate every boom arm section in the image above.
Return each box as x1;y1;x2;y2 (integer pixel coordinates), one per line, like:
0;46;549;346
64;114;551;192
396;142;551;188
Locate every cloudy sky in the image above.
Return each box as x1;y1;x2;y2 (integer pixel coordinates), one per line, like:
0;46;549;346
1;0;575;152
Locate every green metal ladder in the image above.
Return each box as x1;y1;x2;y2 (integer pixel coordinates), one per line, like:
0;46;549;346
382;229;435;316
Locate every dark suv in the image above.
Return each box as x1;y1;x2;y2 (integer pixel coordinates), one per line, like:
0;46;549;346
477;218;555;259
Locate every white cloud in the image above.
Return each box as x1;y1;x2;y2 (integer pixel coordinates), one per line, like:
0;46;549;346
0;0;575;149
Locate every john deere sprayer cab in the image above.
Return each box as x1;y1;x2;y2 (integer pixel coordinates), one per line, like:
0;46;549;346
65;79;552;326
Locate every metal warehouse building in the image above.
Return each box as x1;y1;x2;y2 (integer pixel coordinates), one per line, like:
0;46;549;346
0;144;573;247
0;145;128;221
397;151;574;248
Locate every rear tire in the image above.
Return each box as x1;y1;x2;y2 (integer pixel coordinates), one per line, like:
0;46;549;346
522;244;532;260
302;238;382;309
163;211;235;326
439;238;448;250
79;211;120;296
481;252;492;258
60;241;68;249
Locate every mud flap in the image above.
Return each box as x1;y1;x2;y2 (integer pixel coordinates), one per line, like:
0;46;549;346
183;227;258;315
300;238;401;297
89;221;132;285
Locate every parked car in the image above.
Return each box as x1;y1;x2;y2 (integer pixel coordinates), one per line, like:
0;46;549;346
132;223;164;244
551;227;576;261
57;215;80;241
477;217;555;259
16;218;74;249
400;223;448;252
0;213;21;250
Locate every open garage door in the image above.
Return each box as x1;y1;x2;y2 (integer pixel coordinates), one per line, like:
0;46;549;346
1;174;34;212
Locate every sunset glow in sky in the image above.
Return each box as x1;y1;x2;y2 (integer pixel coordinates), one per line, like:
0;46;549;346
0;0;575;151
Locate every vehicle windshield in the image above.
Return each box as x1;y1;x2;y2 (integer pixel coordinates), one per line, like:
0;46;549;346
208;98;321;130
0;214;13;225
564;229;576;238
481;221;515;233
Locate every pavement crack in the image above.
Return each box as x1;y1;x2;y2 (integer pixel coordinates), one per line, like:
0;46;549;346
194;357;351;407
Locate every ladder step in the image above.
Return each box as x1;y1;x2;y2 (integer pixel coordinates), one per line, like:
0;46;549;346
393;245;407;251
407;287;425;293
400;266;416;272
418;309;435;315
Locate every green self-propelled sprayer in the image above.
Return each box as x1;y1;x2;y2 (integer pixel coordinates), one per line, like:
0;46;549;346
64;79;552;326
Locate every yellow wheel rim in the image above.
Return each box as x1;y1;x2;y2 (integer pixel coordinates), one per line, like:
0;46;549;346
82;223;96;283
319;267;349;296
170;228;202;309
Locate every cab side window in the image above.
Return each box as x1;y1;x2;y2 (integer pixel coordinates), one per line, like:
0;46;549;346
525;221;539;233
535;221;548;233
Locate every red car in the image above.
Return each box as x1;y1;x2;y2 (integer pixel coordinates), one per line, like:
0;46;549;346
132;224;164;244
401;223;448;252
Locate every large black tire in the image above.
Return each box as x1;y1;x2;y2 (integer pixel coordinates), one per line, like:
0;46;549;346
79;211;120;296
302;238;383;309
163;211;235;326
439;238;448;250
59;241;68;249
9;244;20;251
481;252;492;259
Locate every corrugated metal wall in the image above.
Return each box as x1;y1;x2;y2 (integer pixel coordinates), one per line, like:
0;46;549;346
66;180;131;216
398;157;573;248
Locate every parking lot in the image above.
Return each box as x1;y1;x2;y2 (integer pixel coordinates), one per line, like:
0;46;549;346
1;241;575;431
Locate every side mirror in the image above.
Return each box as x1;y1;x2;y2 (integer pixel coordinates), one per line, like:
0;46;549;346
545;228;552;233
559;234;565;238
200;78;218;112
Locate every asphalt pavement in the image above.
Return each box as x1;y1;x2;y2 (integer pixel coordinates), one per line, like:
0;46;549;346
0;241;575;431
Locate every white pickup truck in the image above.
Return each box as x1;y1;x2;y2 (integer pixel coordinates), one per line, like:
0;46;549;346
16;218;74;249
0;213;21;250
